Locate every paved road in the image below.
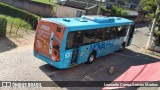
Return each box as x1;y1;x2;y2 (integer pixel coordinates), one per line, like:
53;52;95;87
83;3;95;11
0;24;159;90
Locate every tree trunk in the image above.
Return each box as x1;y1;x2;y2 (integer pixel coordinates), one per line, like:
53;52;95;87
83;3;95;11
97;0;102;15
146;5;160;50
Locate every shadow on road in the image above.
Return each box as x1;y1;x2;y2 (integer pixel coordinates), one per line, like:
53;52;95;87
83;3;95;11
0;37;17;53
39;48;159;90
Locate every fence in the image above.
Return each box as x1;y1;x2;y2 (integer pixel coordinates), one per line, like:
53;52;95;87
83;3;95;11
0;17;36;39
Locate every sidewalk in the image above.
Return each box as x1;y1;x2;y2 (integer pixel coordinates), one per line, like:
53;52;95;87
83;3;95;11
0;30;35;53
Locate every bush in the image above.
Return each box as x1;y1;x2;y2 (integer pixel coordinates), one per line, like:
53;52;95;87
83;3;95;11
0;2;39;29
0;17;7;37
154;30;160;37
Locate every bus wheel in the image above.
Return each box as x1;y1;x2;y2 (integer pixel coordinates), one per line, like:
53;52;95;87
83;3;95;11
86;53;95;64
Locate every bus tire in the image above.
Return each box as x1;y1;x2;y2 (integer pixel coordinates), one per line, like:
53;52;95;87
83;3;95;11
86;52;96;64
119;42;125;51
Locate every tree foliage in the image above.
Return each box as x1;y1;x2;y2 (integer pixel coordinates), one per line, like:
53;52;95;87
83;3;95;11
101;5;129;16
139;0;160;47
138;0;160;24
138;0;160;20
117;0;126;6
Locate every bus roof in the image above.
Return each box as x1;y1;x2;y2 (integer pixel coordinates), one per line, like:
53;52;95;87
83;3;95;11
43;16;134;31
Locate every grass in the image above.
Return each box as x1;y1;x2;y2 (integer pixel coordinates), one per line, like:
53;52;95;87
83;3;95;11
0;2;39;29
0;14;32;30
31;0;55;5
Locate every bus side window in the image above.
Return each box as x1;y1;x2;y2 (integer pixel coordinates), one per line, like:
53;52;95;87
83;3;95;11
83;30;96;45
95;29;106;42
123;26;128;36
66;32;74;49
105;28;111;40
109;27;119;39
74;31;83;46
118;26;128;37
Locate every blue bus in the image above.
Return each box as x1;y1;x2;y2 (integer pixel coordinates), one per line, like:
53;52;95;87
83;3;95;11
34;16;135;69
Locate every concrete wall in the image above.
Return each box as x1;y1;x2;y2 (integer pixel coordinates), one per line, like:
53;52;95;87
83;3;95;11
0;0;54;17
122;15;149;23
56;5;86;18
87;6;98;15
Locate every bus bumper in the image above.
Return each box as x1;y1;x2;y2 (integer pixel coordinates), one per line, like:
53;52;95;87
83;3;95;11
33;51;67;69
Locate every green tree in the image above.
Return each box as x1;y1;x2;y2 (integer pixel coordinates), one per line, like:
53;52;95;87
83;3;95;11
117;0;126;6
101;5;129;16
138;0;157;20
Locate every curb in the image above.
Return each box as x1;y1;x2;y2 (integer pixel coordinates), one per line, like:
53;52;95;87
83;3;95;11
141;47;160;57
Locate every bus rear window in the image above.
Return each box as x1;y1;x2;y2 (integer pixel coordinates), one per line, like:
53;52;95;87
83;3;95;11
56;27;61;32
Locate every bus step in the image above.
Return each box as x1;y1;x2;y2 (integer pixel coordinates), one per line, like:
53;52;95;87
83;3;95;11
70;63;78;67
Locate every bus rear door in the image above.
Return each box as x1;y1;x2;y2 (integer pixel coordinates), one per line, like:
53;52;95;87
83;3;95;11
66;31;90;65
70;31;83;64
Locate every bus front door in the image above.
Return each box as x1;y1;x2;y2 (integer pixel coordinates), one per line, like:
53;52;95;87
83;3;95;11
126;25;135;46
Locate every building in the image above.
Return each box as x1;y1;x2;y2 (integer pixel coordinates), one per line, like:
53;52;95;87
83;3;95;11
56;1;98;18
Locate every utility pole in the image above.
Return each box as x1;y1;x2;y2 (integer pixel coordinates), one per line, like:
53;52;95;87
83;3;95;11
97;0;102;15
146;5;160;50
87;0;89;8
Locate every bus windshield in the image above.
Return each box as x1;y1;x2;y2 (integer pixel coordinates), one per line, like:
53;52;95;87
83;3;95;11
34;20;65;62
